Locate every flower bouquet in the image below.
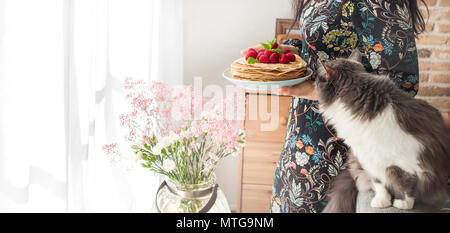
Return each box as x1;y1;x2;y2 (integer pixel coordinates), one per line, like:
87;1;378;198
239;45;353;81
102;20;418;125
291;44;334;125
103;78;245;213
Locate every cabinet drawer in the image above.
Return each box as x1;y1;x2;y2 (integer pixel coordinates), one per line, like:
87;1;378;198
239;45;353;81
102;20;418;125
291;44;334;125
245;95;291;143
241;184;273;213
242;141;282;185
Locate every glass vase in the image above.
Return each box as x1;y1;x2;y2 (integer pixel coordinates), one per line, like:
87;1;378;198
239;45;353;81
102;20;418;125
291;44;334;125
154;174;231;213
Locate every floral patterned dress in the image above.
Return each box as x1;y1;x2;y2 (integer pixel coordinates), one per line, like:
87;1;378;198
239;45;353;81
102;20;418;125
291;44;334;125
270;0;419;213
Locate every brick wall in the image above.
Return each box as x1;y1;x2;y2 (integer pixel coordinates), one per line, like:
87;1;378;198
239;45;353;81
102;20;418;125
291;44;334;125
417;0;450;112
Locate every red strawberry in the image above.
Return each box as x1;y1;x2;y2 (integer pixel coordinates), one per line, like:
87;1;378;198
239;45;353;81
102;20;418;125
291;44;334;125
286;53;296;62
271;42;279;49
269;53;280;64
264;50;274;57
259;55;270;64
245;51;258;61
280;54;290;64
283;49;291;54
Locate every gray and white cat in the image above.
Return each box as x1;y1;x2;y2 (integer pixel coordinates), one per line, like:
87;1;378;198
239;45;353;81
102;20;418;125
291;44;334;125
316;50;450;212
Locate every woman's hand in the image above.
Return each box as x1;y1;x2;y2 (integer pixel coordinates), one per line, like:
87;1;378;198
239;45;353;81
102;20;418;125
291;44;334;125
277;80;319;101
441;112;450;132
278;44;299;55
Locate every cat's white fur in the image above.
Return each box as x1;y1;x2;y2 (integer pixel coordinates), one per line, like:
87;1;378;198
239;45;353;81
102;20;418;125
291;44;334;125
320;99;424;209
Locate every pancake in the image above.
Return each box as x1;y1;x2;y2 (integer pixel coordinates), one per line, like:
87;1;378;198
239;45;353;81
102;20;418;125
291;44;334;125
230;54;308;82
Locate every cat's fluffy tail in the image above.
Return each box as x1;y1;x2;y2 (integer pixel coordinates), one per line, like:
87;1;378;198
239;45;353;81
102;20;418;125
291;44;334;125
322;152;372;213
322;169;358;213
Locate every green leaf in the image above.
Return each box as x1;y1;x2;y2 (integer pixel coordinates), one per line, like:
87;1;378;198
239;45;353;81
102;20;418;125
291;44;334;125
247;57;260;64
267;40;274;49
267;39;277;48
271;49;283;54
260;42;271;50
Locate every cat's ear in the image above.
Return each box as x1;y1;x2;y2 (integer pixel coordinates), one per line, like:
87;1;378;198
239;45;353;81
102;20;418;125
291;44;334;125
324;65;337;79
317;63;337;81
348;49;362;63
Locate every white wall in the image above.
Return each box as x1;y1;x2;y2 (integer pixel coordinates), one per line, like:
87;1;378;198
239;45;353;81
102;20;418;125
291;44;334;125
183;0;294;212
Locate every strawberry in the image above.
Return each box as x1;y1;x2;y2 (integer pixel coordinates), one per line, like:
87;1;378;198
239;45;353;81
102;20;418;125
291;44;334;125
248;48;257;54
283;49;291;54
286;53;296;62
269;53;280;64
264;50;274;57
245;51;258;61
271;42;279;49
280;54;290;64
259;55;270;64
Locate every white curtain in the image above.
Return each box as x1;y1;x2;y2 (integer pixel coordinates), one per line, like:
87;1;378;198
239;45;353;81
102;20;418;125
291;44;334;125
0;0;184;212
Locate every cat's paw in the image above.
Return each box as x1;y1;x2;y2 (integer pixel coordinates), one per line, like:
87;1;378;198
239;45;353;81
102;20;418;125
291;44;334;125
393;199;414;210
370;196;392;209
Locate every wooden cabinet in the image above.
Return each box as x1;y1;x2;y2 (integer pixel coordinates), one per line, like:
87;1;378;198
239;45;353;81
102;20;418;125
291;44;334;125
235;18;299;213
237;92;291;213
240;184;273;213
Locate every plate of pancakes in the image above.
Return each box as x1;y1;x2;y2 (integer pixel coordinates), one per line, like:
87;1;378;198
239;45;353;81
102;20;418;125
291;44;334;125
224;54;312;90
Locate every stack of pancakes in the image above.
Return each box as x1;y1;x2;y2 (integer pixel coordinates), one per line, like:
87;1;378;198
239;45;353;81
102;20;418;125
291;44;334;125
230;54;308;81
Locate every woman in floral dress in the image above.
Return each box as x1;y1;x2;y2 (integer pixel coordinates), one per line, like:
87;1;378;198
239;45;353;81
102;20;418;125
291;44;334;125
270;0;427;213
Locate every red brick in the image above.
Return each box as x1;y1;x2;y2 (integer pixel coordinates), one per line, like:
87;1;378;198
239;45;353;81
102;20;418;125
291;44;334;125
425;99;450;109
419;61;450;71
438;24;450;33
431;73;450;83
417;35;450;46
434;50;450;59
435;10;450;21
439;0;450;7
417;86;450;96
423;9;450;21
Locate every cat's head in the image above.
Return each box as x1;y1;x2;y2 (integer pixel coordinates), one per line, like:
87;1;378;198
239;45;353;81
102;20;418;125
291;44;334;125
315;50;367;106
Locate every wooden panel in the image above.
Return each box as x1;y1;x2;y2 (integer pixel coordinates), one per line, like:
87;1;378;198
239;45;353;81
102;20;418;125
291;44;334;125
241;184;273;213
242;141;282;185
236;105;246;214
237;18;300;214
245;94;291;143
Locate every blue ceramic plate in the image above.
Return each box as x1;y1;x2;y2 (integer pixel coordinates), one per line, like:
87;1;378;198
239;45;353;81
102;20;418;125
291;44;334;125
222;68;313;91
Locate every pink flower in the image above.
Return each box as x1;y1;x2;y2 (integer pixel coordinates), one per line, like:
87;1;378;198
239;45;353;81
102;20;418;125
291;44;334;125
189;141;198;150
202;160;215;174
105;77;246;179
102;143;118;155
207;152;220;163
103;143;122;162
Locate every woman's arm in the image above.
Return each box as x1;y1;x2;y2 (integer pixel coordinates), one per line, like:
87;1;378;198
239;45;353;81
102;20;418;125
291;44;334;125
277;38;319;100
281;0;420;100
278;80;319;100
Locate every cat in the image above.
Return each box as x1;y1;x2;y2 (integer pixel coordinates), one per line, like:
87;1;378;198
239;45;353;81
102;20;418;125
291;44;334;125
316;50;450;212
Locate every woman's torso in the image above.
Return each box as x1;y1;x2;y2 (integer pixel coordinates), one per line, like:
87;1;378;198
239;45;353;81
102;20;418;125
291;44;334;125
270;0;419;213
